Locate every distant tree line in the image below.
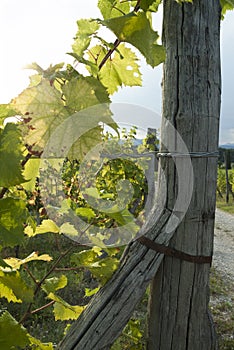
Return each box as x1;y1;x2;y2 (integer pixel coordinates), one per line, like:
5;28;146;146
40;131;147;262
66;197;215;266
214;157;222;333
218;147;234;168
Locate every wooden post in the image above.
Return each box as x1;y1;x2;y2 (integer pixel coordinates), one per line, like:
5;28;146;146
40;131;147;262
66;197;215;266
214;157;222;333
147;0;221;349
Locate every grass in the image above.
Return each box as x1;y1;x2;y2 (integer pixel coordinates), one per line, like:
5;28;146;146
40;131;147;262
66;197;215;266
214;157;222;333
210;268;234;350
216;198;234;215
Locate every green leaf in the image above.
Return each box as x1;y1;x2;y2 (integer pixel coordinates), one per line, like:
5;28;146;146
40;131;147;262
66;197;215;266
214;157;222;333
29;74;43;87
71;248;119;284
47;293;84;321
70;248;101;266
28;335;54;350
13;76;117;159
4;252;53;270
88;44;142;94
25;219;60;237
22;157;40;191
0;198;28;248
12;80;69;150
25;62;65;81
139;0;161;12
98;0;131;19
75;207;96;220
62;76;110;112
0;104;18;125
0;311;29;349
0;270;34;303
67;52;99;75
88;256;119;284
0;123;25;187
220;0;234;16
42;275;67;294
72;19;100;57
85;286;100;297
101;11;166;67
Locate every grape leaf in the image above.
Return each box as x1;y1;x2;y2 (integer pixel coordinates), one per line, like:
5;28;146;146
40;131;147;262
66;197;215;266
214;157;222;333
0;311;29;349
0;198;28;248
28;335;54;350
139;0;161;12
0;123;25;187
70;248;102;266
68;52;99;75
29;74;42;87
71;248;119;284
12;80;69;150
85;286;100;297
47;293;84;321
62;75;110;112
220;0;234;15
42;78;118;159
75;207;96;220
100;11;166;67
42;275;67;294
0;270;34;303
22;157;40;191
4;252;52;270
24;219;60;237
72;19;100;57
0;104;18;125
98;0;131;19
25;62;65;87
88;44;142;94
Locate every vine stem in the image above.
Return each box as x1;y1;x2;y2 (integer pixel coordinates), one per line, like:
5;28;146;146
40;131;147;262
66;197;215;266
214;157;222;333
98;0;142;71
23;265;38;285
19;247;73;324
31;301;55;315
98;39;122;70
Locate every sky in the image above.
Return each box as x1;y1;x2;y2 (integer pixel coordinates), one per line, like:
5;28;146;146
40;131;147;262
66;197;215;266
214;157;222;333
0;0;233;144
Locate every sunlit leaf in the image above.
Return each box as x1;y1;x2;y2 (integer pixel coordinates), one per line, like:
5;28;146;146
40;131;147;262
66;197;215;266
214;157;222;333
0;123;25;187
0;104;18;125
71;248;119;284
0;311;29;349
36;219;59;235
25;62;65;81
0;271;34;303
22;157;40;191
75;207;96;220
88;44;142;94
98;0;131;19
4;252;53;270
72;19;100;56
70;248;100;266
62;76;110;112
220;0;234;15
101;12;166;67
85;286;100;297
47;293;84;321
42;275;67;294
12;80;69;149
68;52;98;75
24;219;60;237
28;335;54;350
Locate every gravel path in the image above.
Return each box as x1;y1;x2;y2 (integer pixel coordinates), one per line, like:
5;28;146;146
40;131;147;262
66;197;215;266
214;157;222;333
213;209;234;281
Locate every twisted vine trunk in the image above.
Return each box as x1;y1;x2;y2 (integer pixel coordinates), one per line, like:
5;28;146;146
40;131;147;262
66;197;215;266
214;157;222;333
59;0;221;349
147;0;221;349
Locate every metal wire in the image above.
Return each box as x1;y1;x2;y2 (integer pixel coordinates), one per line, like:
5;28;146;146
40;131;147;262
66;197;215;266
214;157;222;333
157;151;219;158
